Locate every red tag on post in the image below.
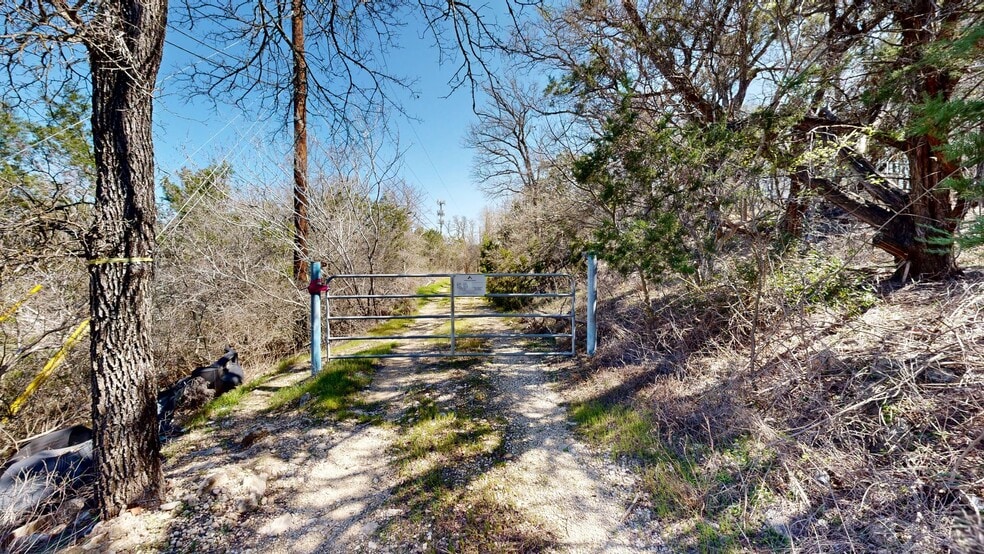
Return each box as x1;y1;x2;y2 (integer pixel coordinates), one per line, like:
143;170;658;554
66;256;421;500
307;279;328;295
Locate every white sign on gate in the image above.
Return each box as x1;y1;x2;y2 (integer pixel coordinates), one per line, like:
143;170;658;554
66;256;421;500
452;274;487;296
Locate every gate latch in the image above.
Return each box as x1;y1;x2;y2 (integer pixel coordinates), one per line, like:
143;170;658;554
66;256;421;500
308;278;329;295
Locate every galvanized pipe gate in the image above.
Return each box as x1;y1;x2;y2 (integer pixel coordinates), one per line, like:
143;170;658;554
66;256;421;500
308;256;597;374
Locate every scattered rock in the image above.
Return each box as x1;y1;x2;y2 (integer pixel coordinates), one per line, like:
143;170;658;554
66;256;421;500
240;472;268;511
259;514;293;535
200;472;230;496
160;501;181;511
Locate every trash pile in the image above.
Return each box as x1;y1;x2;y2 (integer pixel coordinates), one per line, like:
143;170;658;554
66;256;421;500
0;347;244;551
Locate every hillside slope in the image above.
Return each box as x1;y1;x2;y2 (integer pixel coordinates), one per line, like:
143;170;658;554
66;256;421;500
9;269;981;553
563;268;984;552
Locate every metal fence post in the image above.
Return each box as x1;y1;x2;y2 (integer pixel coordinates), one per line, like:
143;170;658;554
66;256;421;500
450;277;456;356
310;261;323;375
586;252;597;356
570;275;577;355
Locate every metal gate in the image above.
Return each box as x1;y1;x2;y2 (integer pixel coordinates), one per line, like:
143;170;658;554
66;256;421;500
315;272;576;362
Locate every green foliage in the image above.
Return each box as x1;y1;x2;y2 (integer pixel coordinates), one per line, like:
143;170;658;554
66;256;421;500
267;343;394;418
912;91;984;249
0;89;94;182
0;89;94;279
590;215;693;282
161;161;233;216
894;23;984;251
479;237;552;310
908;22;983;250
571;96;757;285
771;251;877;316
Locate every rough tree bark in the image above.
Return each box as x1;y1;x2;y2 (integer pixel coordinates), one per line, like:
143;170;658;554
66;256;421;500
292;0;310;288
885;0;963;279
799;1;967;280
84;0;167;517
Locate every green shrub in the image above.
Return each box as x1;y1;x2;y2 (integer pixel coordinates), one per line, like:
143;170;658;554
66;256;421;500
771;250;877;315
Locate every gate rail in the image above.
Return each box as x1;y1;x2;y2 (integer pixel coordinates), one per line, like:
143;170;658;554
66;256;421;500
318;272;575;362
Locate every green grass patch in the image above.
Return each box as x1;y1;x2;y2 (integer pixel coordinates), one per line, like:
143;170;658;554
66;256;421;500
184;351;311;428
367;317;415;337
570;401;790;550
383;405;541;552
430;319;489;353
416;278;450;304
695;519;738;553
571;401;659;460
571;401;700;517
375;331;553;552
273;352;309;373
399;390;440;424
396;410;501;461
266;343;395;418
184;373;276;428
359;279;449;337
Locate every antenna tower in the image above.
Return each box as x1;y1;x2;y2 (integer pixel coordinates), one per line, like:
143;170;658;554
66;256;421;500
437;200;446;235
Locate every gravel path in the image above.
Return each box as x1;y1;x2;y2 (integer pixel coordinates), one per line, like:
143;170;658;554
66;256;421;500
481;351;664;552
70;295;663;553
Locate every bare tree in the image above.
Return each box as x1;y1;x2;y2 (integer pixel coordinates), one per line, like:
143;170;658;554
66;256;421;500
175;0;519;288
1;0;167;517
529;0;983;280
466;78;549;199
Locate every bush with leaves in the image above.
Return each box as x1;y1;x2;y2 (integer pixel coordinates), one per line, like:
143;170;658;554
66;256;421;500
572;98;763;299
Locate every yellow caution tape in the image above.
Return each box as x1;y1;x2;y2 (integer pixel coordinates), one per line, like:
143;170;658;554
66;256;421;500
88;257;153;266
0;284;43;325
5;319;91;420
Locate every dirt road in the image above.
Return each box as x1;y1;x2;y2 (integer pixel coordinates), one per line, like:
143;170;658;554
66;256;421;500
75;297;663;553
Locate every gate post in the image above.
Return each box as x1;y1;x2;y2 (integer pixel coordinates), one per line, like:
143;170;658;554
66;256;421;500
310;261;323;375
586;252;597;356
450;277;456;356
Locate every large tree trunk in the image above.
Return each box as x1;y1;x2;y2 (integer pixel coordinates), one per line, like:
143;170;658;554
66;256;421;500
874;2;961;280
798;1;964;282
875;138;959;281
85;0;167;518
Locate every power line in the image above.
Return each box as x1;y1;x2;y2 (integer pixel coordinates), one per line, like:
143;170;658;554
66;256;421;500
157;115;265;241
9;29;243;161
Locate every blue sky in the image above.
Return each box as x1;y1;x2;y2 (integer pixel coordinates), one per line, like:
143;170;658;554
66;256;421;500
152;8;498;231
